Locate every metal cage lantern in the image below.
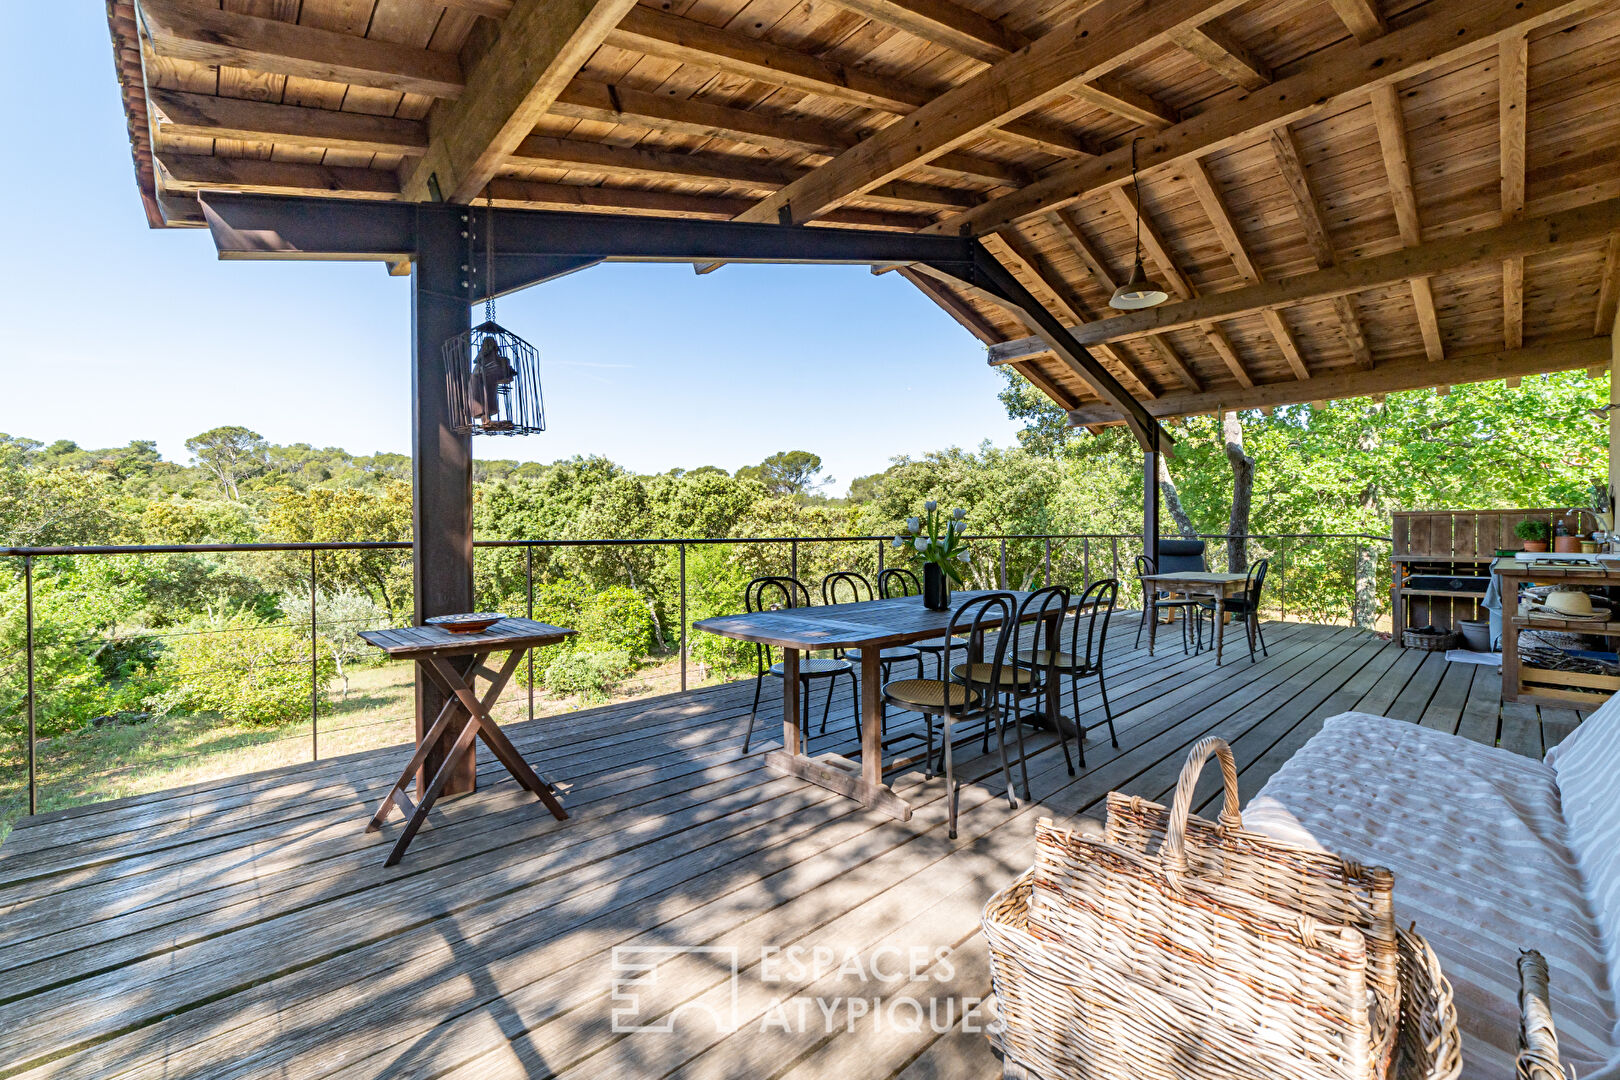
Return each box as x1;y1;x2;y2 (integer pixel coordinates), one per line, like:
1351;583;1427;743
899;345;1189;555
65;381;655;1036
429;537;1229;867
443;320;545;436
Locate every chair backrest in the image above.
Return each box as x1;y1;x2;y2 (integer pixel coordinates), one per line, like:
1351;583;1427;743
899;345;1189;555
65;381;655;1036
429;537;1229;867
1015;585;1071;675
1156;538;1208;574
1134;554;1156;580
877;566;920;598
822;570;875;606
746;575;810;614
1244;558;1270;605
1071;578;1119;669
941;592;1017;717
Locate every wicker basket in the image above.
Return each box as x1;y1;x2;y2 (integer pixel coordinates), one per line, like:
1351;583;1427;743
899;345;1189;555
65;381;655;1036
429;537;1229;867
1402;627;1460;651
982;736;1461;1080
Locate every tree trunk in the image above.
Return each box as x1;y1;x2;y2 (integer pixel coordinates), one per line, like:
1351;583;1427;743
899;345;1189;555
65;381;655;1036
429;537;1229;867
1157;455;1197;539
1223;411;1255;574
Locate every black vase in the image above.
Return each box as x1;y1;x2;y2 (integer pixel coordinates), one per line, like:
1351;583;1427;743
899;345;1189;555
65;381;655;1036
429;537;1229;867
923;562;951;611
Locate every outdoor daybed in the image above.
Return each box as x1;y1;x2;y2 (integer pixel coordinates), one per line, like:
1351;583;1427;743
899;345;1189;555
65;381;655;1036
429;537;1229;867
1244;698;1620;1077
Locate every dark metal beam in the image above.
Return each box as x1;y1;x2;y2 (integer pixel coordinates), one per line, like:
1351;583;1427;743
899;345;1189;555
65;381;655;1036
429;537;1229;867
197;191;980;272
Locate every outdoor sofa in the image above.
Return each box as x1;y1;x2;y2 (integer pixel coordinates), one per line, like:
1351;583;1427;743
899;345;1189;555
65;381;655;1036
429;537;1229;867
1243;697;1620;1077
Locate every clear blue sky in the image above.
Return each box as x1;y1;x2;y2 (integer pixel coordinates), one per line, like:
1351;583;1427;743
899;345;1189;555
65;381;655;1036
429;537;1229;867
0;5;1022;495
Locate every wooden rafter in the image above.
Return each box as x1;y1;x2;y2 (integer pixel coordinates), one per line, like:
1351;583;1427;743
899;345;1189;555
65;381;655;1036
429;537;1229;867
482;178;931;230
1327;0;1388;43
895;267;1002;344
1066;338;1611;423
1181;158;1299;383
149;89;428;156
929;0;1591;236
1167;23;1271;90
400;0;639;203
1022;196;1620;348
157;153;400;198
1269;125;1374;370
984;231;1161;401
710;0;1246;230
1598;233;1620;336
1500;29;1529;349
1368;83;1445;362
138;0;463;99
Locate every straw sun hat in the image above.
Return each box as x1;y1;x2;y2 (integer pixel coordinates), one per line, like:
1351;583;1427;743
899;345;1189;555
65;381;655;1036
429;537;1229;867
1528;590;1611;620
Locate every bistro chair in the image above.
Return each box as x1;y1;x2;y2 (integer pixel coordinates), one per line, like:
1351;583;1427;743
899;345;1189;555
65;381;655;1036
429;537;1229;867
1195;558;1270;663
823;571;924;731
741;575;859;754
877;566;962;678
1016;578;1119;770
970;585;1072;791
1134;554;1202;655
881;592;1019;839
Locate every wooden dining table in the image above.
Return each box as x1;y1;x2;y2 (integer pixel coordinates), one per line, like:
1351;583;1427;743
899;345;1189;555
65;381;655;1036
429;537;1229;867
1140;570;1250;664
694;590;1077;822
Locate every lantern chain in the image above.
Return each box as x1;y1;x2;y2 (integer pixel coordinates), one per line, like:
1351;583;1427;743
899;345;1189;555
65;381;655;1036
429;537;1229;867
484;194;496;325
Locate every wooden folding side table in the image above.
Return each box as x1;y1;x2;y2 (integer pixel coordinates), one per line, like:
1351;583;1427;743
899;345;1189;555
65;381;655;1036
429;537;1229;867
359;617;574;866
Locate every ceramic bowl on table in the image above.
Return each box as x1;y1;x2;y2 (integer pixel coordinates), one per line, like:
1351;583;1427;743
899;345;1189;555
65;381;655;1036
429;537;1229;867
425;612;506;634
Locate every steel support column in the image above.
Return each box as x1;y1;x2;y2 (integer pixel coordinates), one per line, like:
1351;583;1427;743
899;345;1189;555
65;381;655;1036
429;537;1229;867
1143;426;1161;568
412;205;476;796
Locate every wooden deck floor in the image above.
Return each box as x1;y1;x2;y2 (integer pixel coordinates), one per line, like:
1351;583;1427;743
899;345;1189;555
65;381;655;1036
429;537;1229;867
0;620;1589;1080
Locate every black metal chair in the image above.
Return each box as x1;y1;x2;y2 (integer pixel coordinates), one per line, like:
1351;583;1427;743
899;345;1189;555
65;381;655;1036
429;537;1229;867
881;592;1018;839
1195;558;1271;663
1017;578;1119;769
741;575;858;754
878;566;961;677
823;571;924;729
1134;554;1202;655
972;585;1073;786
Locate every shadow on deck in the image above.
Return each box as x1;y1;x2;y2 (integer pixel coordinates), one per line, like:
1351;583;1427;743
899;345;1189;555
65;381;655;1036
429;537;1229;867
0;620;1588;1079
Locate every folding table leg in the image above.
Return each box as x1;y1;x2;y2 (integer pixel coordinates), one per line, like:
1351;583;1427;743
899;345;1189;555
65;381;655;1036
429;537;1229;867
368;684;461;833
386;715;481;868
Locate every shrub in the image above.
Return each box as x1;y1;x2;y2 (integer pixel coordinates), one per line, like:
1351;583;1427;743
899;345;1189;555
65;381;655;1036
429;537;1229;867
147;611;330;727
542;649;631;701
530;581;657;658
1514;519;1551;542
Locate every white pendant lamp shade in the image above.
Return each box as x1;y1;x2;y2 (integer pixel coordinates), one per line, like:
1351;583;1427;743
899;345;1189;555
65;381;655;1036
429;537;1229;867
1110;257;1170;310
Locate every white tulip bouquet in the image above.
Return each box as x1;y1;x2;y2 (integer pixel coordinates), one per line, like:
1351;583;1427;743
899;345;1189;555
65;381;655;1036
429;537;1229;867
893;500;971;587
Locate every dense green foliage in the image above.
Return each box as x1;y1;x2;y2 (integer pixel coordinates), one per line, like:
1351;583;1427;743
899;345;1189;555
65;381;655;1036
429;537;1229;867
0;368;1607;744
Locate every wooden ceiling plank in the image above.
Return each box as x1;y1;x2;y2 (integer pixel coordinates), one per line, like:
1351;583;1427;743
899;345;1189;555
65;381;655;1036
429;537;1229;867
1067;338;1612;424
1038;196;1620;347
1501;29;1529;349
401;0;640;203
1328;0;1389;43
1270;125;1374;370
930;0;1591;237
712;0;1248;228
138;0;463;99
438;0;515;15
1368;81;1445;363
148;88;428;154
551;80;854;155
1167;23;1270;90
157;151;401;197
482;177;931;230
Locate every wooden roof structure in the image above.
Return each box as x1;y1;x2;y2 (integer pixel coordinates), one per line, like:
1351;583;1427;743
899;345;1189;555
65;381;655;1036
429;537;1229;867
105;0;1620;425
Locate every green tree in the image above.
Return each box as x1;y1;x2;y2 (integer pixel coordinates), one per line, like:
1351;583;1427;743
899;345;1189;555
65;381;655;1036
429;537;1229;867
736;450;828;497
185;426;268;501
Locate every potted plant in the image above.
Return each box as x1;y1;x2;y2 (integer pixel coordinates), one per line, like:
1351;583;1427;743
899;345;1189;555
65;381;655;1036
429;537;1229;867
1515;519;1552;552
895;501;971;610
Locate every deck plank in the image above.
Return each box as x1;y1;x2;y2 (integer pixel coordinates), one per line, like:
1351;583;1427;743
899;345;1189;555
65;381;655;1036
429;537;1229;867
0;624;1580;1080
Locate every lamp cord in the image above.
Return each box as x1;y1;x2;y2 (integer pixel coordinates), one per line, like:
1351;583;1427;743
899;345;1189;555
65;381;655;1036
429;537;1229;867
484;193;496;325
1130;137;1143;271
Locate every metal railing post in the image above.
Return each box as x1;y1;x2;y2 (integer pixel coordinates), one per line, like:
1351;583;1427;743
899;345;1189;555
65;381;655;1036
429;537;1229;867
877;539;884;577
790;540;798;582
1280;538;1288;621
309;550;319;762
1353;542;1363;626
25;554;36;816
1111;537;1120;581
1044;537;1052;586
999;538;1008;589
679;542;688;692
526;546;535;722
1083;537;1091;590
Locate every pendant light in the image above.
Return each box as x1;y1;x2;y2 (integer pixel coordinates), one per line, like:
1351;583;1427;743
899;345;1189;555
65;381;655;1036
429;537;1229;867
1110;138;1170;311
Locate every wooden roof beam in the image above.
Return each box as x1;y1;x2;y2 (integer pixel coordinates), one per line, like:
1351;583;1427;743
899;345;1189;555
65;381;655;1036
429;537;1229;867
1598;234;1620;336
148;89;429;156
1181;158;1298;383
1270;125;1374;370
1328;0;1388;43
137;0;463;99
895;267;1002;344
482;178;932;230
1167;23;1271;90
708;0;1246;230
401;0;639;203
1066;338;1611;424
1500;29;1529;349
929;0;1591;237
157;153;401;198
984;232;1161;400
1368;83;1444;362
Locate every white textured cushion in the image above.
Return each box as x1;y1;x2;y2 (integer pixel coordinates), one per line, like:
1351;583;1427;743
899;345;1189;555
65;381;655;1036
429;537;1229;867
1546;690;1620;1049
1243;712;1617;1077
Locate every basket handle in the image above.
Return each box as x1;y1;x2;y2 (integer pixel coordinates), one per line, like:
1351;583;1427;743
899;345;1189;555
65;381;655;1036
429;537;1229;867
1161;736;1243;883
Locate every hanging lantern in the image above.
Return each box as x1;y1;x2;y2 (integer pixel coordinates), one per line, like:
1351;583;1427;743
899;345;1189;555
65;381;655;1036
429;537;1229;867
442;200;547;436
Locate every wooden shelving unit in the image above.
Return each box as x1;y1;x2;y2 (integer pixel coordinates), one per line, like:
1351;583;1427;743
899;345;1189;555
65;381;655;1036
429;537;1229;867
1499;560;1620;705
